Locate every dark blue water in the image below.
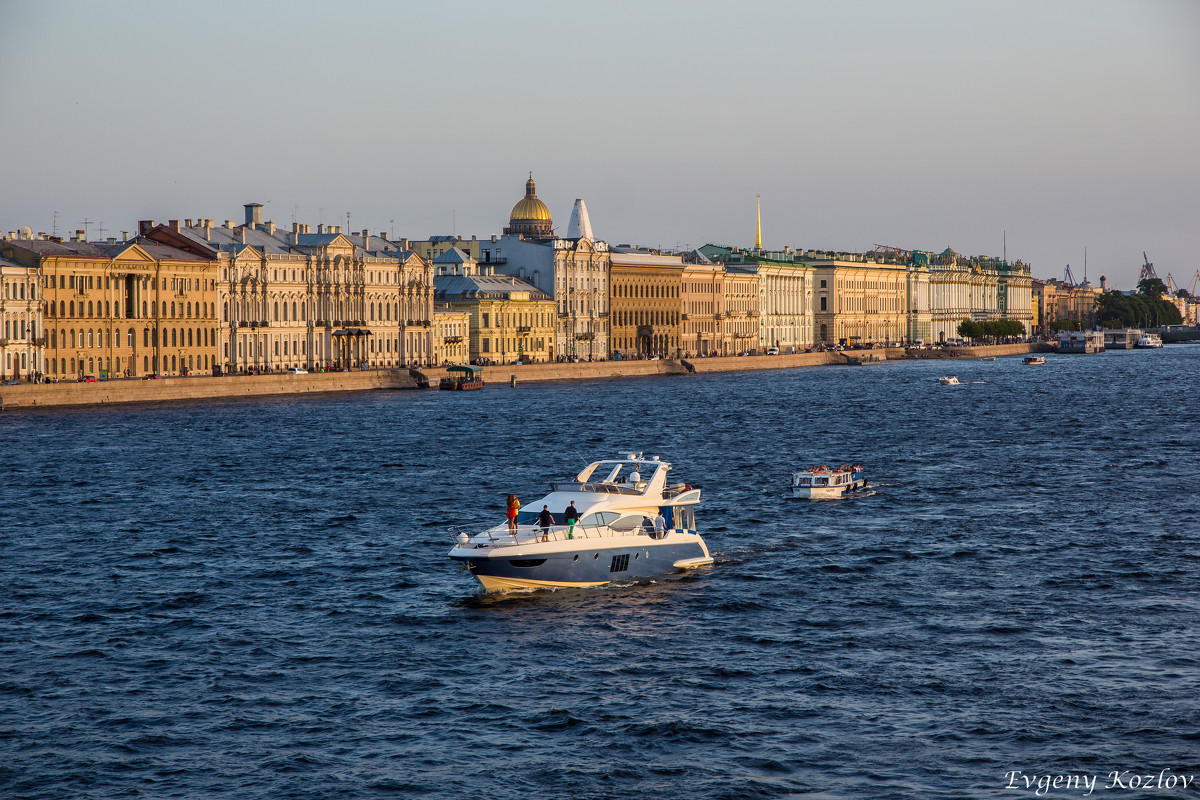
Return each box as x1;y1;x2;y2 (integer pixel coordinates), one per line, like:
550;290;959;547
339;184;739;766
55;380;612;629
3;348;1198;799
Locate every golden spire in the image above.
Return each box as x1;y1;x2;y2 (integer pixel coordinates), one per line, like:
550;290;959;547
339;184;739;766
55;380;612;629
755;194;762;251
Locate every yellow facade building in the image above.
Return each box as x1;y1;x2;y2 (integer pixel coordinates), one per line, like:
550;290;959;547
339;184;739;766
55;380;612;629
434;306;471;365
433;249;555;363
609;249;684;358
5;235;218;379
811;257;909;346
146;208;435;371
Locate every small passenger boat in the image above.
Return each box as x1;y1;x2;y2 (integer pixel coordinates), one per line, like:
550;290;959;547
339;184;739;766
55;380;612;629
1135;333;1163;348
439;365;485;390
448;453;712;592
1023;355;1046;365
980;356;997;362
938;374;960;385
791;464;866;499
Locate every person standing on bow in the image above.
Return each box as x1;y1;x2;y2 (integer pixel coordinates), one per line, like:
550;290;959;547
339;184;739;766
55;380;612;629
506;494;520;534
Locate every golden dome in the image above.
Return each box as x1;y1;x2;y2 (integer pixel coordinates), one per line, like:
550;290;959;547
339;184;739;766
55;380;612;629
509;176;552;222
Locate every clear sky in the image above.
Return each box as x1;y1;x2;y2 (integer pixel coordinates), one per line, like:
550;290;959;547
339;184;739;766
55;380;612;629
2;0;1196;288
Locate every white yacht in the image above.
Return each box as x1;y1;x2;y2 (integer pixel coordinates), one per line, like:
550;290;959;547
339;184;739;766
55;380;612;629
938;374;960;385
1023;355;1046;365
1136;333;1163;348
448;453;712;592
791;464;866;499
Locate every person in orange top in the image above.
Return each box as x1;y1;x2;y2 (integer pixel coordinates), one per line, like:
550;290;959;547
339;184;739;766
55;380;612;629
506;494;520;534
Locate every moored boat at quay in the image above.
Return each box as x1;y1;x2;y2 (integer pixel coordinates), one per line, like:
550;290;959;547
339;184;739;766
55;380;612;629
448;453;712;592
1136;332;1163;348
791;464;866;499
439;365;485;390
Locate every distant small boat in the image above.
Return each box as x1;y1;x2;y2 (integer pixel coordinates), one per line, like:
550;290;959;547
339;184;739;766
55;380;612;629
1023;355;1046;365
938;374;960;385
791;464;866;499
980;356;996;362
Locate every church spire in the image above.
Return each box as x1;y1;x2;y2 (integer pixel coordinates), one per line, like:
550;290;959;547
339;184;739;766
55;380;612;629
755;194;762;251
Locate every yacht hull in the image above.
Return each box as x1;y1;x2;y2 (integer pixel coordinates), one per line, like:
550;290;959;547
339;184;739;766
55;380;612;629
451;536;711;592
792;477;866;499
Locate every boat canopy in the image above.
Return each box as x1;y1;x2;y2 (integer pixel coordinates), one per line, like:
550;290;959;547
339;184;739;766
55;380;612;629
447;365;483;374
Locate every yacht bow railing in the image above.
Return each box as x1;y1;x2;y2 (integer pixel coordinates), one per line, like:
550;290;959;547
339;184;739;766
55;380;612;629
451;523;671;549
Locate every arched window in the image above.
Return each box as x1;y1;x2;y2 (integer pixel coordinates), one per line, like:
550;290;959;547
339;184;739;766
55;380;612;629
88;330;94;347
292;302;297;321
87;300;93;317
274;302;279;321
144;328;149;347
186;302;192;317
188;329;193;347
171;329;178;347
223;301;228;321
105;329;111;348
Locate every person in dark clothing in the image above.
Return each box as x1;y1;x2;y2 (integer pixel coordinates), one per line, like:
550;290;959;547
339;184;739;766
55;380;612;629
537;505;554;541
563;501;579;538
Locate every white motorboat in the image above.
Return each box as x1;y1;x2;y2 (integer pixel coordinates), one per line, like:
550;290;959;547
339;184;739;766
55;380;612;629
938;374;960;385
791;464;866;499
448;453;712;592
1023;355;1046;365
1136;333;1163;348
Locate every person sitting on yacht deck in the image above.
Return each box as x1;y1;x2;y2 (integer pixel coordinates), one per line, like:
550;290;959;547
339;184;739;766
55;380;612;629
537;506;554;542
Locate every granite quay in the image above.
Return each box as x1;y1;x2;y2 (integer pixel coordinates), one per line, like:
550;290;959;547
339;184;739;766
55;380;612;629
0;344;1040;410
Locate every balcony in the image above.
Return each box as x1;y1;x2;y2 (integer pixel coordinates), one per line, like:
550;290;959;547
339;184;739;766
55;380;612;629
574;332;595;341
517;325;532;333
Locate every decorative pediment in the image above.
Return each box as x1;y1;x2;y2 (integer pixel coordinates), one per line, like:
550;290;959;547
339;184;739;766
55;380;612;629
111;243;157;265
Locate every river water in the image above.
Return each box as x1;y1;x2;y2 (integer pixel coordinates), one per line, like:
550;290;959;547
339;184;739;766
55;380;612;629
3;347;1198;799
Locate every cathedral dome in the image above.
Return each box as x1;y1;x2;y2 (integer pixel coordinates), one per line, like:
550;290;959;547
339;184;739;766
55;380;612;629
504;175;553;237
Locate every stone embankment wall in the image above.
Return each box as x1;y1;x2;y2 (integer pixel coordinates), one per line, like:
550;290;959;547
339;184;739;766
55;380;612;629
2;343;1040;410
0;370;414;410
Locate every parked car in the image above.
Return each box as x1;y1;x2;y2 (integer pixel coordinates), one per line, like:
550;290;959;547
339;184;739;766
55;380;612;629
766;347;780;355
81;375;97;382
2;379;19;385
287;367;308;374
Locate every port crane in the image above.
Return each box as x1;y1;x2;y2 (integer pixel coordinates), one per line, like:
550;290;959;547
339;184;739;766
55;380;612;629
1139;252;1159;283
1063;264;1078;285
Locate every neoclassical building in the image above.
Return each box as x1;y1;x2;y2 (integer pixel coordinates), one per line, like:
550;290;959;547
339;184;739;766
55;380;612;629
492;179;611;361
919;249;1034;340
145;206;435;371
810;257;910;346
609;248;684;358
433;306;471;365
4;235;218;379
0;251;43;379
433;248;555;363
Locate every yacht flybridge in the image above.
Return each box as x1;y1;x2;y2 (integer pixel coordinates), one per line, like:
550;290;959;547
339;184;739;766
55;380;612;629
448;453;713;592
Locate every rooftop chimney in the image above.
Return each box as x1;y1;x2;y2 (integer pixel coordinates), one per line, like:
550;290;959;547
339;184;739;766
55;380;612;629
225;220;234;229
169;220;180;231
138;220;154;236
245;203;263;227
185;218;193;228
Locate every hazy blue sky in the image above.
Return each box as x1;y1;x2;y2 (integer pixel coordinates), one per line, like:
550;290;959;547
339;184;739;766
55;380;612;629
2;0;1196;287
